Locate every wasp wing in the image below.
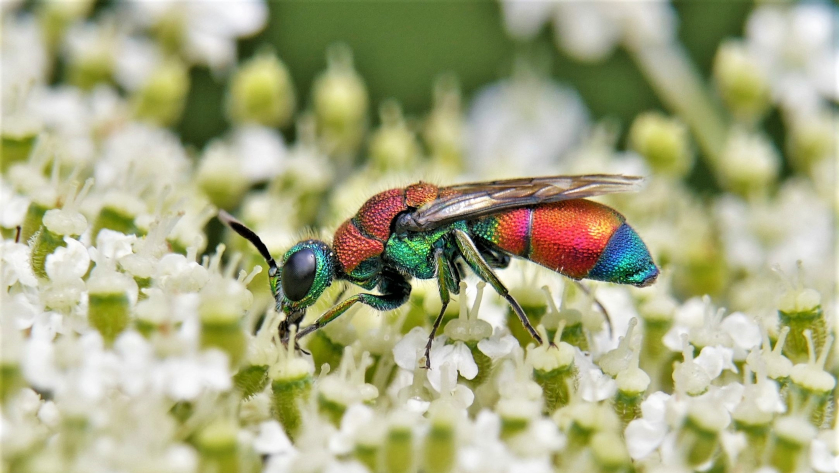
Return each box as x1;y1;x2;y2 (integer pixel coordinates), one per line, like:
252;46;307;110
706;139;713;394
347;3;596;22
397;174;644;232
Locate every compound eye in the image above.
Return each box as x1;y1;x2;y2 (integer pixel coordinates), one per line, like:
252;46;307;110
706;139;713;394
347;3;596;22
281;248;317;301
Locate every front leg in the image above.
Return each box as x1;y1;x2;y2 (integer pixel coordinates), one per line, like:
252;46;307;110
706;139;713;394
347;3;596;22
294;269;411;340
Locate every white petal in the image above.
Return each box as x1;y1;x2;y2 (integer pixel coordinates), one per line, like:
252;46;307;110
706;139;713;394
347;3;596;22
720;312;761;352
579;368;617;402
392;327;429;371
625;418;667;459
640;391;670;424
810;438;839;473
478;332;517;359
451;342;478;380
695;346;737;380
254;420;293;455
45;237;90;281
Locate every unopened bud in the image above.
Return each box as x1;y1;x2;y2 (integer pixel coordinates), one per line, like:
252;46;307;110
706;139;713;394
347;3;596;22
629;112;693;176
227;52;295;128
713;41;771;123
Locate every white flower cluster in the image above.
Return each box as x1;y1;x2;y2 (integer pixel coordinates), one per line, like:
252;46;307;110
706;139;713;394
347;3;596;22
2;1;837;473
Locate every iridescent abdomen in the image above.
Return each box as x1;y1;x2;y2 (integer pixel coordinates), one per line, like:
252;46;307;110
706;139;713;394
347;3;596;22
469;200;658;287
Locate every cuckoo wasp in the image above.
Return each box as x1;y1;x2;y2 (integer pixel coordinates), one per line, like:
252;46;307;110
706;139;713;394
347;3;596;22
220;174;658;368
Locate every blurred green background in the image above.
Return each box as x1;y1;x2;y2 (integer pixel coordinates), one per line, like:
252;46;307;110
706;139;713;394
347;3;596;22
179;1;752;153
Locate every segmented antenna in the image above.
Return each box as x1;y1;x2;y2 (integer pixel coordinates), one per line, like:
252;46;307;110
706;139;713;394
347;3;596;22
217;210;277;273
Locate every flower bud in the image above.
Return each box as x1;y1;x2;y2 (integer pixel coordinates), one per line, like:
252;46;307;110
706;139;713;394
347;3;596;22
227;52;295;128
368;100;421;172
270;325;313;439
318;348;378;425
199;280;252;368
778;283;827;364
590;432;631;473
713;41;771;123
672;335;710;396
37;0;94;51
196;142;250;210
527;323;576;412
444;282;493;387
629;112;694;176
313;44;369;155
195;419;240;473
768;415;816;473
717;129;780;197
66;24;115;91
678;400;730;467
132;59;190;127
1;131;39;174
787;111;834;173
30;179;92;279
383;412;416;473
87;267;134;346
91;192;144;239
424;75;464;172
789;331;835;427
423;403;458;473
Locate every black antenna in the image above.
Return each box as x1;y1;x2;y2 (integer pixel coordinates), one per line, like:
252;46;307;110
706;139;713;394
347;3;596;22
218;210;277;272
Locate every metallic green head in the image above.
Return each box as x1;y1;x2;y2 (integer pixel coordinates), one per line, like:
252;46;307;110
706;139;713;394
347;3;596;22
274;240;335;315
218;211;335;334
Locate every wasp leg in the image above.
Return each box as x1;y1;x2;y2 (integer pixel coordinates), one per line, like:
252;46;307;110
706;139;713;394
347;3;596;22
474;239;511;269
453;229;544;346
424;247;458;369
571;280;613;338
295;269;411;340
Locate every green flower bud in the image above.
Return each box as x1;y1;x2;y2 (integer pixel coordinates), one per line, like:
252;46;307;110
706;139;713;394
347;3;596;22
1;132;38;174
132;60;190;127
787;111;834;173
313;44;369;155
87;271;133;346
527;323;576;412
37;0;94;51
497;397;540;440
717;129;780;198
629;112;694;176
778;285;827;364
383;413;416;473
227;52;295;128
91;192;144;239
270;326;313;439
317;348;378;425
423;74;464;172
195;420;240;473
590;432;631;473
423;403;457;473
196;143;250;210
368;100;421;172
565;402;621;450
678;401;729;467
768;416;816;473
713;41;771;123
233;365;269;401
199;291;247;368
789;332;835;427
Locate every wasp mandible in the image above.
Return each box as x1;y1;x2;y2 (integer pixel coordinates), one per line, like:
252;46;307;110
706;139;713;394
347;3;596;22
219;174;659;368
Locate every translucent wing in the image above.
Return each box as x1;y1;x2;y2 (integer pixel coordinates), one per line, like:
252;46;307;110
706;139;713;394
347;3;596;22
397;174;645;232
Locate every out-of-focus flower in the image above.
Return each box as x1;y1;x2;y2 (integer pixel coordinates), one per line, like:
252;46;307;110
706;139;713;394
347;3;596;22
467;67;588;177
745;3;839;119
125;0;268;71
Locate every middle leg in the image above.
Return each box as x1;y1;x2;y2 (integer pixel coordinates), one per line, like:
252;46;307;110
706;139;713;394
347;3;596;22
453;229;544;346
